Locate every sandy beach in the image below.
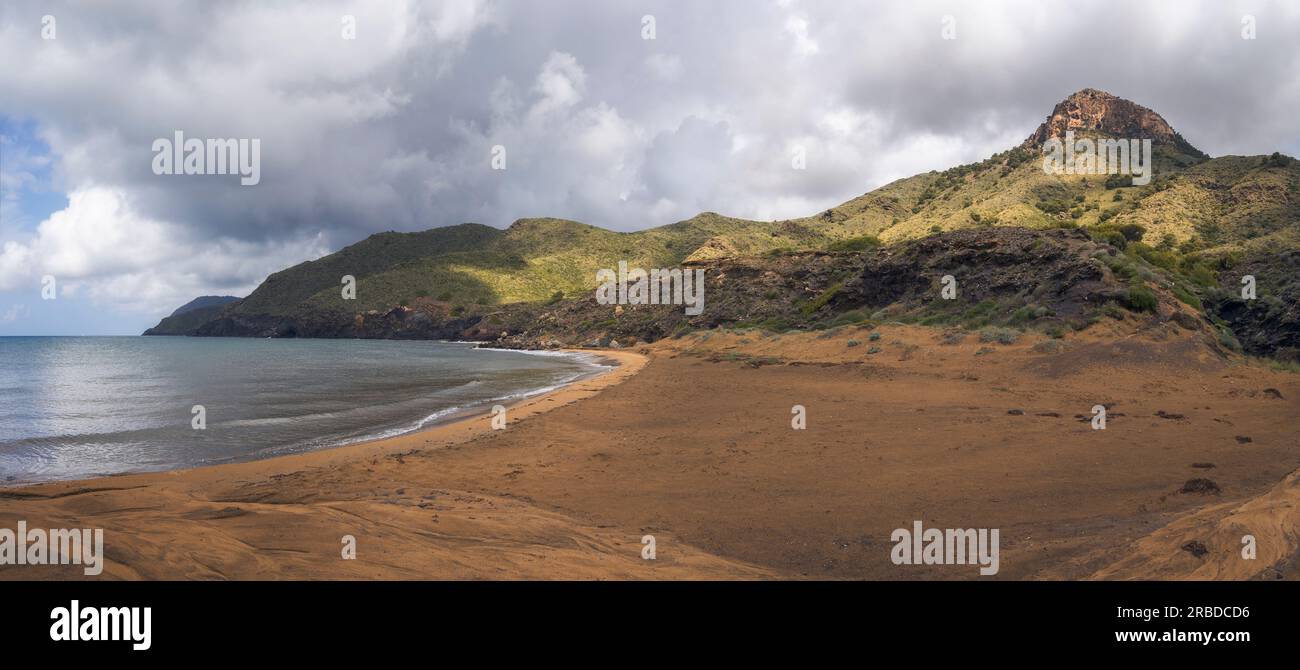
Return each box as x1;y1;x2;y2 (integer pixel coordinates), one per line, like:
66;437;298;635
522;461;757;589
2;327;1299;580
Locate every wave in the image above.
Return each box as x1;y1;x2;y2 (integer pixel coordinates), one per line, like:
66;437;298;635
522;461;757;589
0;339;611;483
327;363;608;449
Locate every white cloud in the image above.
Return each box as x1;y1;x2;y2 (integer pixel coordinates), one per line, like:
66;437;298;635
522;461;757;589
784;15;820;56
0;186;328;312
529;52;588;118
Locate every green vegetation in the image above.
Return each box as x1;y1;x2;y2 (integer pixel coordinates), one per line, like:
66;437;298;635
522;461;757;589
1123;284;1158;312
979;327;1020;344
1170;284;1203;310
1263;152;1293;168
161;97;1300;342
1036;199;1070;215
826;235;882;252
802;283;843;315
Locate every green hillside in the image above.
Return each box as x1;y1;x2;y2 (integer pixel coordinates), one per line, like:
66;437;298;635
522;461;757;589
235;149;1296;320
240;212;853;317
153;89;1299;342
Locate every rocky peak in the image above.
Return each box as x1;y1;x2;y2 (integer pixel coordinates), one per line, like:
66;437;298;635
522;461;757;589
1023;88;1181;148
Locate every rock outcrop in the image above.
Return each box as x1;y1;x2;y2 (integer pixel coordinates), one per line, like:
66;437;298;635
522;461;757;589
1023;88;1192;151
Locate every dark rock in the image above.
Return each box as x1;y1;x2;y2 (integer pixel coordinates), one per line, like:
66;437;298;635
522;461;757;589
1204;249;1300;359
1181;540;1209;558
1179;478;1221;495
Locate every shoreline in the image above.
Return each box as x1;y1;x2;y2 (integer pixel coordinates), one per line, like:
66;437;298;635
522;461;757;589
1;348;647;493
0;345;631;489
287;348;625;466
0;347;698;581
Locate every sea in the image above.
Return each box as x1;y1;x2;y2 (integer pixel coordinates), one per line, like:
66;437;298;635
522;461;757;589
0;337;609;484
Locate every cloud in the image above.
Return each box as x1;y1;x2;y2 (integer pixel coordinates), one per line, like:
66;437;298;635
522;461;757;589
0;186;329;311
530;52;587;117
783;15;820;56
1;0;1298;323
643;53;683;81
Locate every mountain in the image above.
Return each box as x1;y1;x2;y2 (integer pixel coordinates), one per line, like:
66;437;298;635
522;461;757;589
143;295;241;335
169;295;241;317
145;89;1300;360
1022;88;1201;155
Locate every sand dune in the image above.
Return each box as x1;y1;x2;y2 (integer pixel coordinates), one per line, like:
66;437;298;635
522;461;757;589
1087;468;1300;580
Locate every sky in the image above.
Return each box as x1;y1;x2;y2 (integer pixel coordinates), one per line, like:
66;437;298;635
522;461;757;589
1;0;1298;335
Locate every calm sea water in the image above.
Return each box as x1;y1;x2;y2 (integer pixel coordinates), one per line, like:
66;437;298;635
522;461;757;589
0;337;608;484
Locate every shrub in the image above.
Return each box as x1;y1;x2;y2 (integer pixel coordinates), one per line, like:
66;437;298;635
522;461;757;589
868;331;882;342
802;282;843;315
1102;303;1126;320
1216;325;1242;351
1008;306;1037;325
979;327;1020;344
1117;223;1146;242
1033;340;1067;354
1264;152;1292;168
830;310;870;327
1171;284;1203;310
1185;264;1218;287
1194;219;1225;244
1123;284;1158;312
546;290;565;305
1036;199;1069;215
1126;243;1178;272
941;329;966;345
1094;229;1128;250
847;339;862;347
827;235;882;252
